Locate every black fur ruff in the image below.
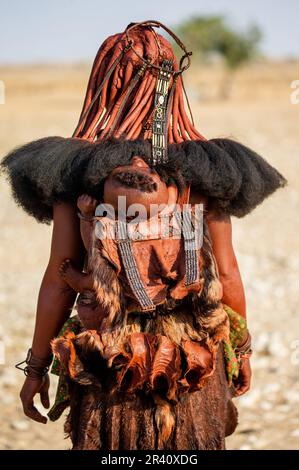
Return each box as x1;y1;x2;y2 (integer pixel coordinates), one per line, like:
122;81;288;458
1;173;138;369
1;136;286;224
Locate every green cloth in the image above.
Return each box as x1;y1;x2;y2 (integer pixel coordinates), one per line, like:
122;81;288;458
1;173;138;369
48;304;246;421
223;304;247;385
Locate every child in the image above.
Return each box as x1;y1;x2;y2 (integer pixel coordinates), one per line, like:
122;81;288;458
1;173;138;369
58;156;175;331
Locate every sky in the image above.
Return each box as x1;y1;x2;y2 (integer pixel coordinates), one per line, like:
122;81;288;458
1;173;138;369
0;0;298;64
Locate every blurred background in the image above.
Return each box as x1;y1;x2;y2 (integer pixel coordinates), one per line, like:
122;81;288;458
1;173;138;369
0;0;299;450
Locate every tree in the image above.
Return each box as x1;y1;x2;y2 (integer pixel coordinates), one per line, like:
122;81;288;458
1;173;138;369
174;16;262;98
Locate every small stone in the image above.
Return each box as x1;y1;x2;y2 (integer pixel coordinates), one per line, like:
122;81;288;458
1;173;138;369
0;291;7;304
1;393;14;405
248;435;259;444
255;439;268;449
253;356;270;369
239;389;261;407
240;444;252;450
276;404;290;413
10;420;30;431
284;390;299;403
268;332;288;358
254;333;270;354
1;368;18;387
263;382;281;394
260;401;273;411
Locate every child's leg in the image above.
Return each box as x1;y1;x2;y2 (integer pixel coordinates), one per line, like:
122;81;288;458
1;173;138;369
59;259;93;292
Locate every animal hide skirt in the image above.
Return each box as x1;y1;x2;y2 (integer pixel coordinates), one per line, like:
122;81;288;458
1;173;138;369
48;302;243;450
65;344;237;450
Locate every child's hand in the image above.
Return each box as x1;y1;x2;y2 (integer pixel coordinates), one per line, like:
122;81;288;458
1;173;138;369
77;194;98;215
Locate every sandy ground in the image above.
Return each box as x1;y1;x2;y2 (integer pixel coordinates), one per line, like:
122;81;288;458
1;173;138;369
0;60;298;450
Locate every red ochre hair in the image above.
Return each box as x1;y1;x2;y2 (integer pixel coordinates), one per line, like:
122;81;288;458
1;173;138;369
73;20;205;143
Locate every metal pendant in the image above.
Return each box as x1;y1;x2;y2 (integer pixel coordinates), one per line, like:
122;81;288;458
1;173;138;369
151;59;173;165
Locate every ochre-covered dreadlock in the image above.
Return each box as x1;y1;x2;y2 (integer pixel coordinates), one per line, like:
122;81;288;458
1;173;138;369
73;21;205;144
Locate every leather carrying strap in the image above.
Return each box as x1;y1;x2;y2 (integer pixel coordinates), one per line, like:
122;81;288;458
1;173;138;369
116;220;156;311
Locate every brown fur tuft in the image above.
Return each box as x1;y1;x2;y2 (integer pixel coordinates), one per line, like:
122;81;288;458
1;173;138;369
88;227;125;327
153;394;176;447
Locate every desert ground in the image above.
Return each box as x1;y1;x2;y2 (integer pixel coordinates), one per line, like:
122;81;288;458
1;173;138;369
0;59;298;450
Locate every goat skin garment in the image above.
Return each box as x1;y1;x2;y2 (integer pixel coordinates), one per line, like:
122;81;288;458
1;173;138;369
48;305;244;449
49;335;238;450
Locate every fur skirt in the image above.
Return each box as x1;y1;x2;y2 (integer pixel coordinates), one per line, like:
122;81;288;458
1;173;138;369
62;343;238;450
50;271;241;450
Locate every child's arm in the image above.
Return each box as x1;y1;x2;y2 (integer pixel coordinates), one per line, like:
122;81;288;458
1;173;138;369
77;194;98;250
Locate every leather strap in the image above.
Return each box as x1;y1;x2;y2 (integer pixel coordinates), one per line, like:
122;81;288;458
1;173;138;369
125;21;192;75
116;220;156;311
176;186;200;286
173;207;199;286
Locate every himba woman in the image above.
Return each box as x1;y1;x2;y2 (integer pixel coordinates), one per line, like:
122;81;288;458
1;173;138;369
1;21;286;450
